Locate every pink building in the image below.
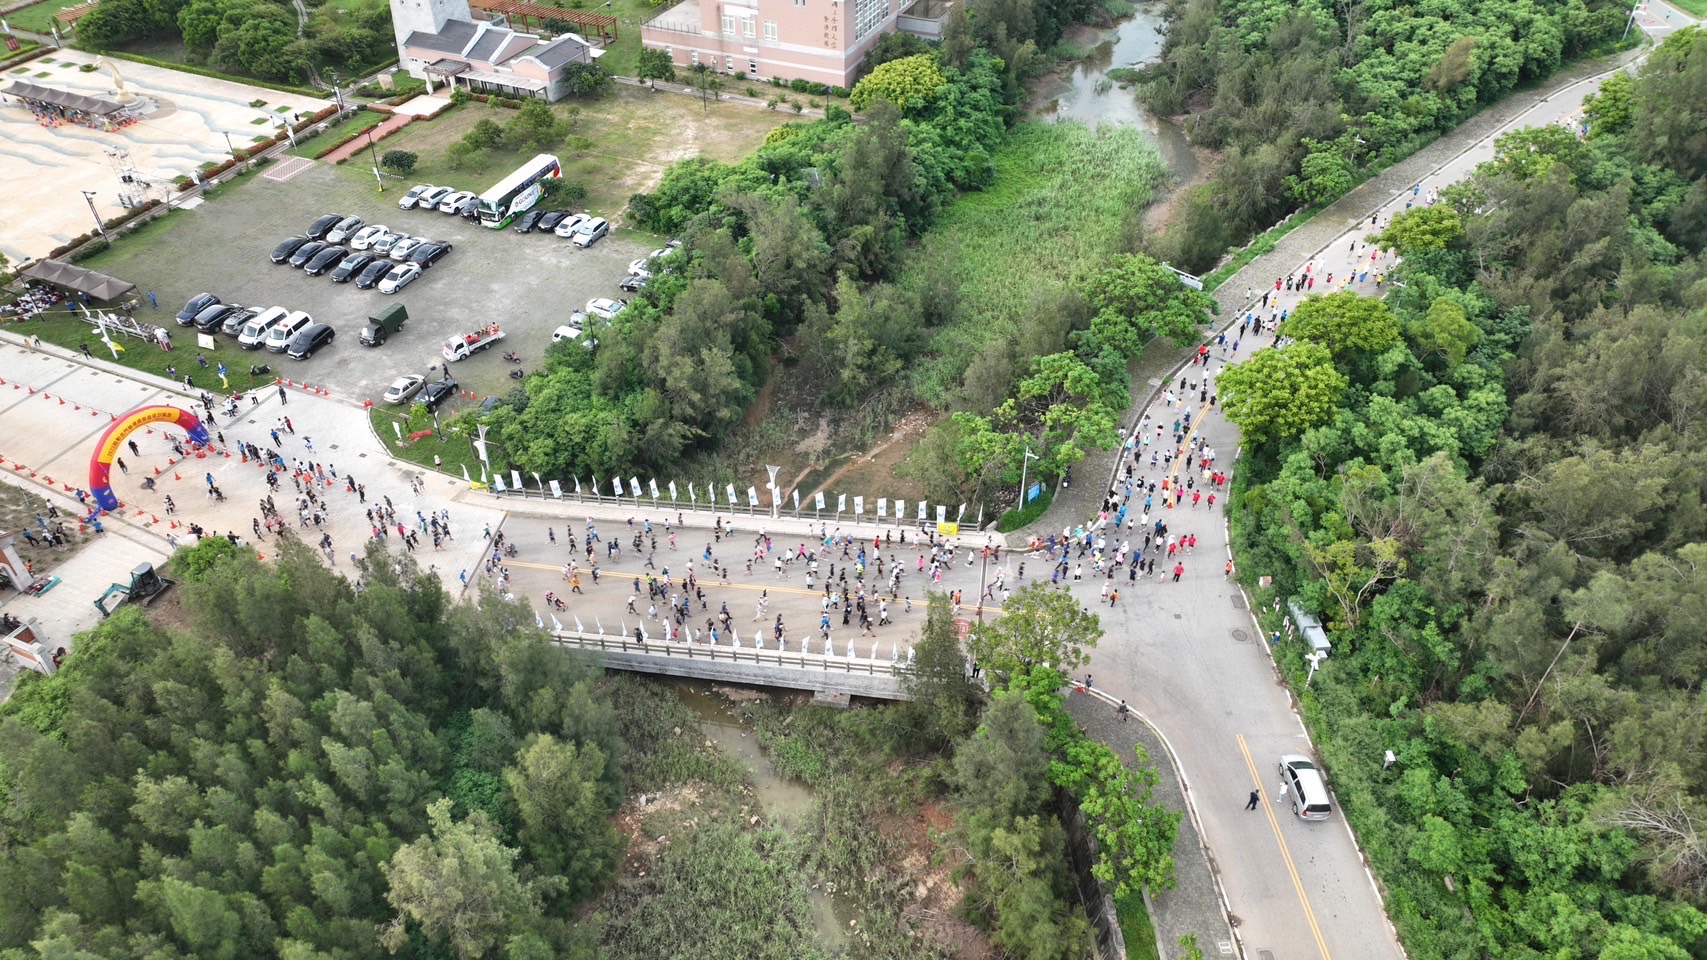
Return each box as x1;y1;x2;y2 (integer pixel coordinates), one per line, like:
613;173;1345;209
641;0;951;91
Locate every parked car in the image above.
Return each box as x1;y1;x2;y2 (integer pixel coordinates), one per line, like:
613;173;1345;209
408;240;453;267
175;292;220;325
513;209;545;233
354;259;394;289
288;240;328;268
398;184;437;210
1278;755;1334;821
190;302;243;333
330;251;377;282
271;236;311;264
618;274;648;293
378;262;422;294
448;194;479;217
287;322;336;359
418;377;458;409
325;215;366;244
537;210;571;231
383;374;425;404
264;310;314;353
303;244;349;276
553;213;588;238
585;297;626;321
389;237;428;261
371;230;409;255
626;258;654;278
218;306;258;337
305;214;341;240
571;217;609;248
237;306;290;349
349;224;390;250
417;185;454;209
438;190;475;214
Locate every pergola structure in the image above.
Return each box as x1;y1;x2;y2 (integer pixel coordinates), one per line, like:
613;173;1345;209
52;1;100;27
468;0;619;41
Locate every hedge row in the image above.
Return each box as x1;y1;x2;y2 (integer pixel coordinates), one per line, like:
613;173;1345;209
0;41;49;73
44;198;162;261
173;104;338;188
89;48;324;98
313;115;389;160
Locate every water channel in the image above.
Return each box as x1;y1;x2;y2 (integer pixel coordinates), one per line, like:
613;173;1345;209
672;682;852;952
1029;3;1201;182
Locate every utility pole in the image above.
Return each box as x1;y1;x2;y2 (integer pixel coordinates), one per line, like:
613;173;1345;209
80;191;109;242
366;129;384;192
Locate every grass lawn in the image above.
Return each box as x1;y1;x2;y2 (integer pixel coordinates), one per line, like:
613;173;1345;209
3;0;78;35
349;87;784;220
1114;890;1163;960
368;405;488;476
1669;0;1706;15
287;108;388;159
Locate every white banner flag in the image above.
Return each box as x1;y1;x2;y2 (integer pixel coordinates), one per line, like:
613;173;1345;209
853;496;865;515
689;483;697;502
629;476;642;497
837;493;847;513
936;504;947;523
668;481;677;500
649;478;660;499
917;502;927;520
549;480;563;499
895;499;906;521
726;483;737;505
815;491;826;510
573;477;582;494
494;475;507;493
792;489;801;509
957;503;967;521
612;477;623;496
747;486;760;506
511;470;523;491
877;498;887;518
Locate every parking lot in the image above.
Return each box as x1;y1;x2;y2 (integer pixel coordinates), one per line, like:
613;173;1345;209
80;158;651;408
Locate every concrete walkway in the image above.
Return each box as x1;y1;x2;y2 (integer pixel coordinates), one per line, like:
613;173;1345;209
319;113;412;165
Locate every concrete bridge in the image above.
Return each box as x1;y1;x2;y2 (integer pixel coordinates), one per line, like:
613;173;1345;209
547;630;913;704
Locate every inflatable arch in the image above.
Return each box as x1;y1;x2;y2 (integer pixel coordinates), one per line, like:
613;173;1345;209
89;405;209;511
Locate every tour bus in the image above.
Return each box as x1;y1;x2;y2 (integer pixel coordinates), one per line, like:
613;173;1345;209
476;154;561;229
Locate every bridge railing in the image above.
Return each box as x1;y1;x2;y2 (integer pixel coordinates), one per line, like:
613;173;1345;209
547;630;909;678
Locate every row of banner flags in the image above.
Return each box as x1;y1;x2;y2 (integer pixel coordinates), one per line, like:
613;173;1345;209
478;469;969;523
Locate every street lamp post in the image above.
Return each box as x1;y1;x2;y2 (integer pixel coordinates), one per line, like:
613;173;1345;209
80;191;109;242
1018;447;1041;511
366;129;384;192
222;130;235;156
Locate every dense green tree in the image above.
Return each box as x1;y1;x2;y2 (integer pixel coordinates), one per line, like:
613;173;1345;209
1082;253;1217;356
968;582;1101;680
504;100;569;152
1281;292;1402;362
503;736;620;904
635;47;676;84
1215;343;1347;444
901;593;984;748
379;150;417;175
849;53;946;112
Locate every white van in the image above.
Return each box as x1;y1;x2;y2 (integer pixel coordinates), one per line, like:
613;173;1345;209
264;311;314;354
238;306;290;350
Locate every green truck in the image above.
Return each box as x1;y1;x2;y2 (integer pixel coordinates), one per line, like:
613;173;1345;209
360;303;407;347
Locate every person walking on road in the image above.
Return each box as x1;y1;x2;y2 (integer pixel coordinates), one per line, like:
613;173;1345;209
1246;790;1260;811
1276;781;1288;806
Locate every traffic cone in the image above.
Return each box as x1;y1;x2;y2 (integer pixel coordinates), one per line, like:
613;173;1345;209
174;473;182;481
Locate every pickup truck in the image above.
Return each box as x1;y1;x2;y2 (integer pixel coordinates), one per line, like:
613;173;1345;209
360;303;407;347
443;324;505;362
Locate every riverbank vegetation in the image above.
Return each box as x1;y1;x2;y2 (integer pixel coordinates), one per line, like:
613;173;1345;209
1225;30;1707;957
1137;0;1629;273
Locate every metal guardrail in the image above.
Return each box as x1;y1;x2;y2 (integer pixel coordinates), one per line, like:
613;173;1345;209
547;629;908;677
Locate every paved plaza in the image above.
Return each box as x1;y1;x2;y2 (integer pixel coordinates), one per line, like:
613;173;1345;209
0;48;328;264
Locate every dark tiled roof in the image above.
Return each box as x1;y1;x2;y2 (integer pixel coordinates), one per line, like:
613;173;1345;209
465;25;509;61
526;35;590;69
404;19;479;54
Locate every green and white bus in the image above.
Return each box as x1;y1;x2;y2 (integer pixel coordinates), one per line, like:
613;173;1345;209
476;153;561;228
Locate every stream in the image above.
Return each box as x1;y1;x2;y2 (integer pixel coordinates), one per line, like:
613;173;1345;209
672;682;853;952
1029;3;1201;182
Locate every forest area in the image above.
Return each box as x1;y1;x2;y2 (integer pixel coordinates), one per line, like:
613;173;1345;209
0;538;1177;959
1136;0;1632;272
1221;28;1707;958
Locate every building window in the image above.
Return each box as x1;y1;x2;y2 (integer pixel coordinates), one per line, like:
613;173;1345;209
763;19;776;40
852;0;887;39
725;55;734;72
690;49;700;65
742;16;755;37
794;0;805;7
721;12;735;33
749;58;759;73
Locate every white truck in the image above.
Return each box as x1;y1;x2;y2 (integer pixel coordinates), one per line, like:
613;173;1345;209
443;324;505;362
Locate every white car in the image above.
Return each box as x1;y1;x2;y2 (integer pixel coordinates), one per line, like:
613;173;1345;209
438;190;475;214
398;184;437;210
585;297;625;321
626;258;654;279
553;213;588;238
389;237;428;261
383;374;425;404
570;217;609;248
325;215;366;244
371;231;409;255
552;322;582;342
378;262;422;294
349;224;390;250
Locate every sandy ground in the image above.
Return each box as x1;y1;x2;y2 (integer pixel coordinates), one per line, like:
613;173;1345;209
0;48;328;264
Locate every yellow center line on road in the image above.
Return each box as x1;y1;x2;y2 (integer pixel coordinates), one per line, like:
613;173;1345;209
499;559;1004;613
1237;733;1333;960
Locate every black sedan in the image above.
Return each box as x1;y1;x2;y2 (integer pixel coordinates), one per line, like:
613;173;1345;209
618;273;649;292
418;377;459;409
329;252;377;282
219;306;258;337
190;302;244;333
512;209;544;233
288;240;327;269
407;240;454;267
354;258;394;290
305;214;342;240
537;210;570;232
303;244;349;276
271;236;310;264
175;292;220;325
287;322;336;359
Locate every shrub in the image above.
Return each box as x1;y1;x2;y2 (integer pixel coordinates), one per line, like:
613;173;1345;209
996;482;1054;532
789;77;809;92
